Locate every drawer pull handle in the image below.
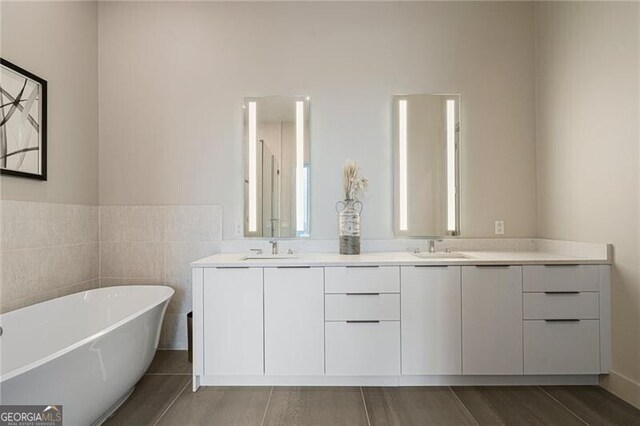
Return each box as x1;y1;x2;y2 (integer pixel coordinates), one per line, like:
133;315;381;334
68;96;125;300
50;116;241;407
414;265;449;268
475;265;510;268
544;264;579;267
346;265;380;268
545;319;581;323
346;293;380;296
544;291;580;295
346;320;380;324
276;266;311;269
217;266;250;269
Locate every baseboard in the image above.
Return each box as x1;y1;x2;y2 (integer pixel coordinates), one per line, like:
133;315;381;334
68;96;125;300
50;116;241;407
197;374;599;387
600;370;640;409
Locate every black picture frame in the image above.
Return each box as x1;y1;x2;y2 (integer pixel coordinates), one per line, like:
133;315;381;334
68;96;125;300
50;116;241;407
0;58;47;181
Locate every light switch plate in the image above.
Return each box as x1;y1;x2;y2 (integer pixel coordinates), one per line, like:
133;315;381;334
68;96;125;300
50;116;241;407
234;223;243;236
494;220;505;235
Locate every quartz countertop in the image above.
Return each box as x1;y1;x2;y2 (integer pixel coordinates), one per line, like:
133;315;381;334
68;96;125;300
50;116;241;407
191;250;610;268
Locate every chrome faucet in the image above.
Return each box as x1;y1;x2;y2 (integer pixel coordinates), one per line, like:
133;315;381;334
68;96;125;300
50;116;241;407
269;240;279;255
428;239;443;253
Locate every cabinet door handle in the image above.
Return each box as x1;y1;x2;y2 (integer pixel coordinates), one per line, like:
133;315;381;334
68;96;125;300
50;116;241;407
414;265;449;268
545;319;581;322
346;320;380;324
544;291;580;295
217;266;250;269
475;265;510;268
346;293;380;296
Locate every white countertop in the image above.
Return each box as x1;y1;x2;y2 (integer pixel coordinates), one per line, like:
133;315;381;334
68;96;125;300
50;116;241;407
191;250;610;268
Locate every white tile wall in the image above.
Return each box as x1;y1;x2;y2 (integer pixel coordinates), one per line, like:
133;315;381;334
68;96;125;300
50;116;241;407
98;205;222;349
100;242;164;279
220;237;537;254
0;201;99;313
3;202;559;351
0;202;222;350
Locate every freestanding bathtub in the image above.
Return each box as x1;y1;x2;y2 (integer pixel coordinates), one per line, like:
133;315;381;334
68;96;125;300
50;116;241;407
0;285;174;425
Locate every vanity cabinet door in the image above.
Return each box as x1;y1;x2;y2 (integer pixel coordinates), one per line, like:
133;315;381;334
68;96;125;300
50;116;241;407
203;267;264;376
524;320;600;374
401;266;462;375
462;266;523;375
264;267;324;375
325;321;400;375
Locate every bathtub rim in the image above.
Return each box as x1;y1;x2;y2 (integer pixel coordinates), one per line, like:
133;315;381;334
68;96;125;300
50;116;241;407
0;285;174;383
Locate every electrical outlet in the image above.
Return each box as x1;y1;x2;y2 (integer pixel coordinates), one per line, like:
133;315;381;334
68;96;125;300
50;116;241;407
494;220;505;235
234;223;243;237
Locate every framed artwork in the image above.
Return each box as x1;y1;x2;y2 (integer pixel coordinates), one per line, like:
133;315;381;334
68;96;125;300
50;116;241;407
0;58;47;180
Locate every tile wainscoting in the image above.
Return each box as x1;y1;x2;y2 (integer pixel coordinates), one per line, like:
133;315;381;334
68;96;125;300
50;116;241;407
99;205;222;349
0;201;99;313
0;203;611;351
0;201;222;350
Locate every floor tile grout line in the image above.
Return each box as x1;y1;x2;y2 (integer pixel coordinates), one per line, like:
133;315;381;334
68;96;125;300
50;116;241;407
537;386;589;425
152;378;192;426
260;386;274;426
448;386;480;426
360;387;372;426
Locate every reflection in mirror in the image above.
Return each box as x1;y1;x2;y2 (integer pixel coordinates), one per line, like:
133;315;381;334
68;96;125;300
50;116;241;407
244;96;310;238
393;94;460;237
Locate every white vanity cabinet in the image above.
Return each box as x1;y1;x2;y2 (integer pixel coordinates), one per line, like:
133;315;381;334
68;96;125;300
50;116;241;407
401;266;462;375
461;266;524;375
202;267;264;376
325;266;401;376
192;255;610;389
522;265;608;375
264;267;324;375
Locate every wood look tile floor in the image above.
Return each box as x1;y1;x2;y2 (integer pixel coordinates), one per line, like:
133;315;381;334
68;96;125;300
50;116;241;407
106;351;640;426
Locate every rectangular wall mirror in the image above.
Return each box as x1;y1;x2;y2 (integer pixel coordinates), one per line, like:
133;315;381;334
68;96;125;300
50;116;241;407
243;96;310;238
393;94;460;237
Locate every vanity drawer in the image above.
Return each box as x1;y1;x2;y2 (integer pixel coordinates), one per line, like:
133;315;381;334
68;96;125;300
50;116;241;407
325;266;400;294
524;319;600;374
325;321;400;375
523;292;599;320
325;294;400;321
523;265;599;292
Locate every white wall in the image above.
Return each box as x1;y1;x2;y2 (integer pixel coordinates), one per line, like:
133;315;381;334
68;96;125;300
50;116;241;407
0;1;98;205
98;1;537;239
0;2;100;314
535;1;640;407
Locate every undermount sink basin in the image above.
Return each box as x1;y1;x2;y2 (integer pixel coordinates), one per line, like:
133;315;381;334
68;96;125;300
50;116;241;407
241;254;299;260
411;252;470;259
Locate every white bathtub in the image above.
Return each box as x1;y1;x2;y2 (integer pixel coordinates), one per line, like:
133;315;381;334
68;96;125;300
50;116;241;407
0;285;174;425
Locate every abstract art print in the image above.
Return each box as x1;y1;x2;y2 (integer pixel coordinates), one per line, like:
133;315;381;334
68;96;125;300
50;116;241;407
0;58;47;180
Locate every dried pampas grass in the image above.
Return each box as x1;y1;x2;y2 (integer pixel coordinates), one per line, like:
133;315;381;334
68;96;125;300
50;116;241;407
342;160;368;201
